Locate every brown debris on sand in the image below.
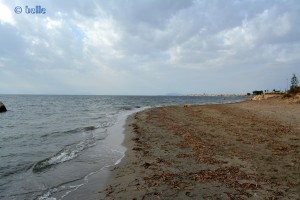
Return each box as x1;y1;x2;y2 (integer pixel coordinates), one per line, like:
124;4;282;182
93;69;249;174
102;99;300;199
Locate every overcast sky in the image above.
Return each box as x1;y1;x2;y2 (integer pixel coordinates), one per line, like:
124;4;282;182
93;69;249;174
0;0;299;95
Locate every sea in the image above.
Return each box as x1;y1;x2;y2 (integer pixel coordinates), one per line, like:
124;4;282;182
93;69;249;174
0;95;246;200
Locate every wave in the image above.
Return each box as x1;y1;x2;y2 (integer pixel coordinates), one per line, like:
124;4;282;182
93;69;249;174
41;126;98;138
118;105;140;110
36;149;125;200
118;106;133;111
61;125;98;134
32;138;97;173
0;163;33;179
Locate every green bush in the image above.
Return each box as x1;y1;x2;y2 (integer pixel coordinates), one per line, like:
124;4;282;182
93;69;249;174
289;86;300;95
283;93;292;98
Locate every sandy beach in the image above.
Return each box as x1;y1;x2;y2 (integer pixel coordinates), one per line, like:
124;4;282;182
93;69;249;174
101;98;300;199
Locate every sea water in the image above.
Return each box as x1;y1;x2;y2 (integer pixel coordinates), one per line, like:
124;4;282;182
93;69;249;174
0;95;245;200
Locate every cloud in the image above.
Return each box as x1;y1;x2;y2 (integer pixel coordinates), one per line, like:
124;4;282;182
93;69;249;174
0;0;300;94
0;1;15;25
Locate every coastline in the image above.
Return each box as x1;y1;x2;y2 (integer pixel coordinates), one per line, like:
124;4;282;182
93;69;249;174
101;98;300;199
61;108;145;200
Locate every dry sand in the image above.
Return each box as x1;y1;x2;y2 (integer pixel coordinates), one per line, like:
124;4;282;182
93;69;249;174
101;98;300;199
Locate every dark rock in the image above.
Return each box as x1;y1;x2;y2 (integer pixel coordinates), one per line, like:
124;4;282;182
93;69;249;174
0;101;7;112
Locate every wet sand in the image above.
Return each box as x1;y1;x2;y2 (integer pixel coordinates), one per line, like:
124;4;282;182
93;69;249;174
101;98;300;199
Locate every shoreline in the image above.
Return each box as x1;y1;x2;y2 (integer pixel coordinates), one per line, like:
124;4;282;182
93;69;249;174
61;108;146;200
101;98;300;199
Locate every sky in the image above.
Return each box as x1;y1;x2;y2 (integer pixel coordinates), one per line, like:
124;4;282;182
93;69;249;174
0;0;299;95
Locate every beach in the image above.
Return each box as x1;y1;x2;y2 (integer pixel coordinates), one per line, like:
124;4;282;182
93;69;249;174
0;95;242;200
101;97;300;199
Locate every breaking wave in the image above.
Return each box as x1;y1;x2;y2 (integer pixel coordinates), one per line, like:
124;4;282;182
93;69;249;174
33;137;98;173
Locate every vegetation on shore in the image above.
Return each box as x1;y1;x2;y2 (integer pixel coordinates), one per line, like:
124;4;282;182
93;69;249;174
288;73;300;94
251;73;300;102
283;73;300;98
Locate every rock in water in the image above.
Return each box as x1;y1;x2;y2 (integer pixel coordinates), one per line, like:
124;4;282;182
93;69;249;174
0;101;7;112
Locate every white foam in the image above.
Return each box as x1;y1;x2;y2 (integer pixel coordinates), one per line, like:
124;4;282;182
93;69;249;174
38;190;57;200
33;138;97;172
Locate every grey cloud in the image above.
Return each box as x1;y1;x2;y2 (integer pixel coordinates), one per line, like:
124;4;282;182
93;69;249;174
0;0;299;94
111;0;194;30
